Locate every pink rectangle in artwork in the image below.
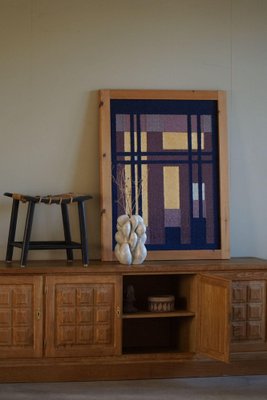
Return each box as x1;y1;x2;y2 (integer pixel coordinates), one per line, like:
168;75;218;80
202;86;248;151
164;209;181;228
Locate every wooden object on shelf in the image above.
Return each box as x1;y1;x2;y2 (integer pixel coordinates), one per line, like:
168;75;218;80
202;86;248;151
0;258;267;382
148;295;175;312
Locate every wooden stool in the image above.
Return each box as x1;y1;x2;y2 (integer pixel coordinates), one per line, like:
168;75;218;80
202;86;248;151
4;192;92;267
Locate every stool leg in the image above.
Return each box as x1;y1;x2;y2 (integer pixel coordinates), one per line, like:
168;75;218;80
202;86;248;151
6;199;20;263
20;201;35;267
61;203;74;262
77;201;89;266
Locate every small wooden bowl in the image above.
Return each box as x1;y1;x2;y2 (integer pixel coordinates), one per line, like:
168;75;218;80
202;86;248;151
148;295;175;312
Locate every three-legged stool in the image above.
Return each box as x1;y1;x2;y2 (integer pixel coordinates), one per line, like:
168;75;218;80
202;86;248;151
4;192;92;267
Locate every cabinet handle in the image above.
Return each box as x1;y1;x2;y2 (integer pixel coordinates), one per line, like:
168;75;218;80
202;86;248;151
116;306;121;318
36;310;41;320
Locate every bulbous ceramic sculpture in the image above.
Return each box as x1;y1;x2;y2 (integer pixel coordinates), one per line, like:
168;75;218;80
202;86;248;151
114;214;147;265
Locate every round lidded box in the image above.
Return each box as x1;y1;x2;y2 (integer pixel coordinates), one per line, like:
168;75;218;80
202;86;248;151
148;295;175;312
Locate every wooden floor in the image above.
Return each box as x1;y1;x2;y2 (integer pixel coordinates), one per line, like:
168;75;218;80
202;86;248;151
1;376;267;400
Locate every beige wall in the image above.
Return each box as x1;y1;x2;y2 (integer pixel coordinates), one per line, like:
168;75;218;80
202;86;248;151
0;0;266;261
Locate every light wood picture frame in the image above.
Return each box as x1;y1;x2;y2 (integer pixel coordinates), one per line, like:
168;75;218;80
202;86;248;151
99;90;230;261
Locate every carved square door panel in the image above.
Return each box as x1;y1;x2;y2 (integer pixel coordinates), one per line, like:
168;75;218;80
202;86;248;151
45;275;121;357
0;276;43;358
231;281;266;346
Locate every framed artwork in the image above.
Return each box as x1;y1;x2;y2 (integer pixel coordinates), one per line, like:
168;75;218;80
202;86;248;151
99;90;230;261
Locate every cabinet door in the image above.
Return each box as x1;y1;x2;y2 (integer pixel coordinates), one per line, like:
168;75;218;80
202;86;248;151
0;276;43;358
231;280;266;351
197;274;230;362
45;275;121;357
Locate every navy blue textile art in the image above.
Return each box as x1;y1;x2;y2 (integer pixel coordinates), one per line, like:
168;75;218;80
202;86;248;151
110;99;220;252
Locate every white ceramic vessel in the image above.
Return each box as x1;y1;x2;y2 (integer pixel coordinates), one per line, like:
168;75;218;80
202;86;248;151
115;214;147;265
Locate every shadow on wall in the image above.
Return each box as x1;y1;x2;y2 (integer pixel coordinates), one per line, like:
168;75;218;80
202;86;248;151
71;90;101;260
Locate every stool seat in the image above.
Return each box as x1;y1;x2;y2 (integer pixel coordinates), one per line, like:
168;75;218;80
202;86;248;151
4;192;92;267
5;192;92;204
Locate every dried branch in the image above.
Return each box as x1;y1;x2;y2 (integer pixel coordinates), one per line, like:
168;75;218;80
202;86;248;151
112;168;143;216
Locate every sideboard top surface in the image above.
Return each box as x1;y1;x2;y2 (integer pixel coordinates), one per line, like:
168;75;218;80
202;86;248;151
0;257;266;276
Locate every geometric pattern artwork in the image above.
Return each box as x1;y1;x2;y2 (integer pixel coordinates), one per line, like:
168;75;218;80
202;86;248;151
111;99;220;251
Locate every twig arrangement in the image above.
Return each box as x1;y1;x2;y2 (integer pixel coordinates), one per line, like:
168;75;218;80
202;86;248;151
112;168;142;216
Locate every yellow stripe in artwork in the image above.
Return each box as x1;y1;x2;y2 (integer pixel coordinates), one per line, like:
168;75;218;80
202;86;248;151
124;131;131;160
163;132;188;150
163;166;180;209
191;132;197;150
124;132;132;214
141;131;147;160
191;132;204;150
124;131;131;151
163;131;204;150
135;164;139;215
125;131;148;157
141;132;148;225
141;164;148;226
125;164;132;215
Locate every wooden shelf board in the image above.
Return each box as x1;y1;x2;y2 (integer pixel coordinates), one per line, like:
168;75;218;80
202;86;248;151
122;310;195;319
122;347;195;356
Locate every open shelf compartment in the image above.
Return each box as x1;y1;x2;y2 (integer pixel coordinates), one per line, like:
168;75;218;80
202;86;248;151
122;273;197;355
